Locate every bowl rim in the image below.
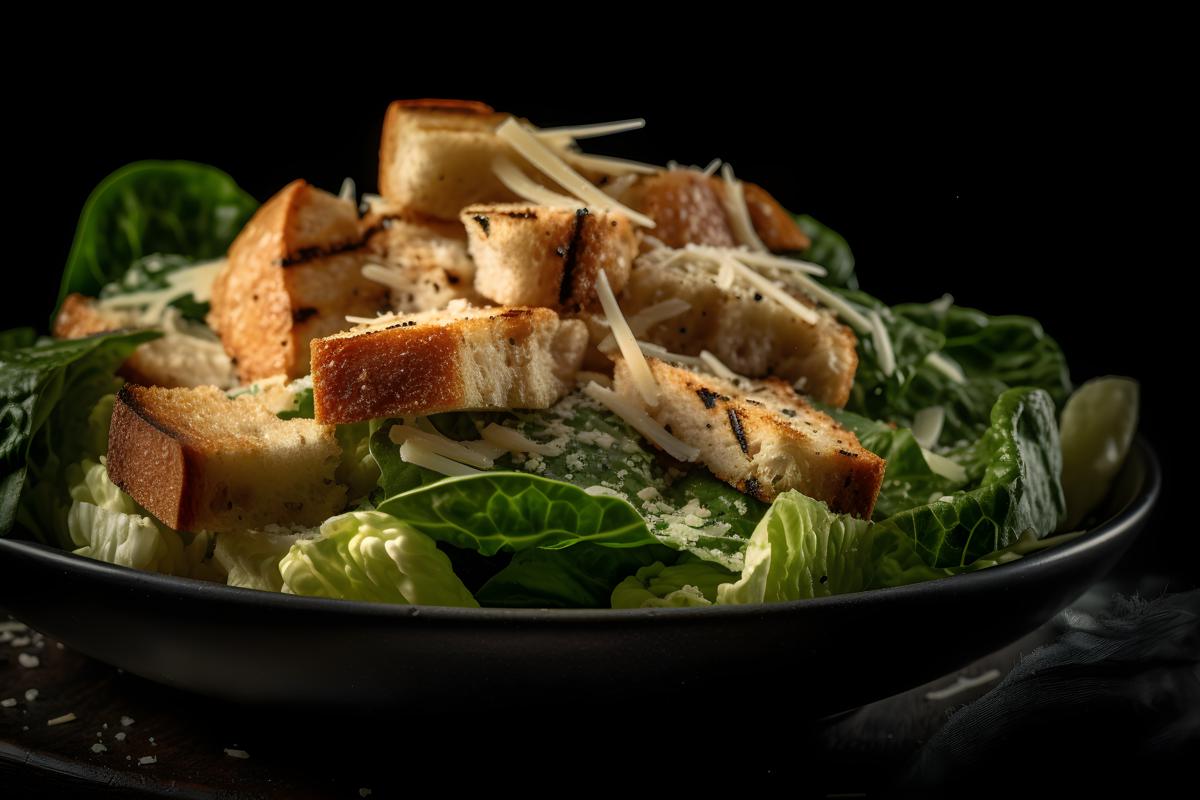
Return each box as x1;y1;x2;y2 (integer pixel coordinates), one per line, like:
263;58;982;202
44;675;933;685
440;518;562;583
0;437;1160;623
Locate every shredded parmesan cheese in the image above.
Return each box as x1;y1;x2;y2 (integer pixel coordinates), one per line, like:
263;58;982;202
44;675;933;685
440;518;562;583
399;440;483;478
559;151;660;176
492;157;579;207
719;253;821;325
98;259;226;325
481;423;563;457
719;163;768;252
701;158;722;177
727;249;828;278
596;269;659;406
636;341;706;368
495;119;655;228
926;352;967;384
47;713;77;726
390;425;494;469
534;118;646;141
338;177;356;204
699;350;741;381
596;298;691;351
912;406;946;449
583;382;699;463
868;310;896;377
921;448;968;483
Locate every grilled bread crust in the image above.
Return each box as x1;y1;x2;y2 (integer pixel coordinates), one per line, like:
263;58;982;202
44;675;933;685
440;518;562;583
461;203;637;311
361;210;484;314
620;250;858;407
613;357;884;518
106;384;344;533
310;305;587;424
207;180;388;383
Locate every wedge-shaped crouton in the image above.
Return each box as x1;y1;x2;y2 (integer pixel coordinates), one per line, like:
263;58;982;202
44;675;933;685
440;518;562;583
461;203;637;311
621;171;811;252
311;305;587;424
362;210;484;313
53;294;236;389
208;180;388;383
107;385;345;533
612;357;884;517
378;99;525;221
620;250;858;407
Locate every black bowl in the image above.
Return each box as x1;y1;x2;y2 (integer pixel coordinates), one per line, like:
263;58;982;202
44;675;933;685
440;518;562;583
0;438;1160;716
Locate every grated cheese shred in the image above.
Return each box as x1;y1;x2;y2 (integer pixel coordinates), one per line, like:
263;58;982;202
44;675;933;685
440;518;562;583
583;382;699;463
596;269;659;406
481;423;564;457
398;440;483;477
492;157;580;207
719;163;768;252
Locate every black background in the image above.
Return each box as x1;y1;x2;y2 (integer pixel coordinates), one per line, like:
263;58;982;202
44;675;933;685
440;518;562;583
7;66;1186;573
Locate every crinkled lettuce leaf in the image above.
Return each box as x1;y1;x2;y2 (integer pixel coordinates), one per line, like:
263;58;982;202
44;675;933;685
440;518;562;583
1;330;159;543
716;490;945;605
876;387;1065;568
214;526;317;592
612;555;739;609
279;510;477;607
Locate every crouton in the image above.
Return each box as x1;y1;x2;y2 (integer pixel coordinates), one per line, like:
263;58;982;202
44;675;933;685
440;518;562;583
378;99;523;221
619;249;858;407
106;384;345;533
612;357;884;517
461;203;637;311
53;294;237;389
310;304;587;424
207;180;389;383
621;171;811;252
361;210;484;314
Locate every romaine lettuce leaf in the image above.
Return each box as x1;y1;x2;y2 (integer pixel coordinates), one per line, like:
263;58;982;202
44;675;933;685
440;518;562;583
611;555;738;609
1057;376;1139;530
476;542;674;608
279;510;477;607
1;330;159;543
56;160;257;317
214;527;316;592
876;387;1065;567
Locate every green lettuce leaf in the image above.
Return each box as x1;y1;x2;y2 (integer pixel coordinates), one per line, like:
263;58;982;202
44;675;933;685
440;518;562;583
716;490;945;604
56;160;257;316
476;543;674;608
1;330;159;542
279;510;477;607
214;527;316;592
1058;377;1139;530
376;473;657;555
876;387;1065;568
611;555;739;609
793;214;857;289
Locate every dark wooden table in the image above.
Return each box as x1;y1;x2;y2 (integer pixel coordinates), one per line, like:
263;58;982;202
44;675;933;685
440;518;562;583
1;607;1062;798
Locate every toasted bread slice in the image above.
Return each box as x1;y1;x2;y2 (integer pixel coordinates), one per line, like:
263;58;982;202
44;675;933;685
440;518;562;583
461;203;637;311
310;304;587;424
378;99;525;221
612;357;883;517
106;384;345;533
53;294;237;389
362;210;484;313
620;171;811;252
619;249;858;407
625;171;736;249
208;180;389;383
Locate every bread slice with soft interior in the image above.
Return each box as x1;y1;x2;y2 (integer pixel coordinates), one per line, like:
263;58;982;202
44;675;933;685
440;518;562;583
310;303;588;424
618;248;858;407
361;205;484;313
106;384;344;533
207;179;389;383
53;294;237;389
378;99;524;221
461;203;637;311
611;356;884;518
